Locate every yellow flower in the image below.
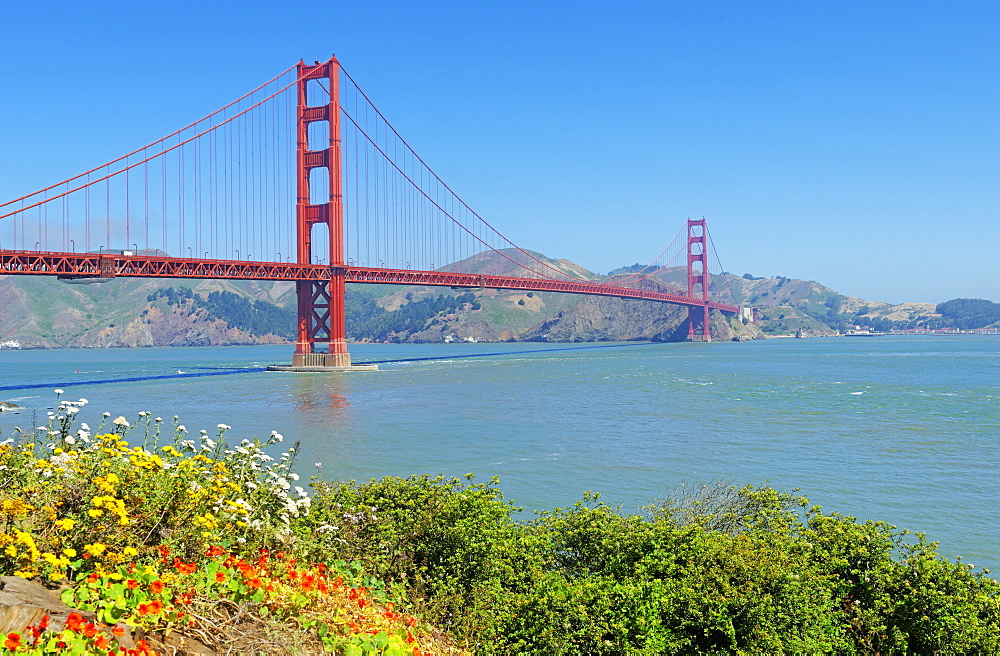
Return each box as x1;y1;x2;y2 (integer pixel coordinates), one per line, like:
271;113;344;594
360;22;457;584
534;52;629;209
122;547;138;558
62;548;77;557
83;543;107;556
54;518;76;531
87;508;103;518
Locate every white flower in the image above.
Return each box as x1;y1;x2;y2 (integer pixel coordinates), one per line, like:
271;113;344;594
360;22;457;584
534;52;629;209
64;436;76;445
315;462;322;468
180;440;195;450
78;398;88;405
102;412;111;418
289;473;300;481
80;423;90;431
270;431;284;443
112;416;129;427
177;425;187;433
0;439;12;447
154;417;162;423
54;389;63;395
76;430;90;440
138;411;148;417
217;423;231;431
65;406;80;415
276;478;290;490
200;429;208;435
204;438;216;449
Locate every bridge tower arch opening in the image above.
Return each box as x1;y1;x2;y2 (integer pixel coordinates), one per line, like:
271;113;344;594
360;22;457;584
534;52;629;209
293;58;351;367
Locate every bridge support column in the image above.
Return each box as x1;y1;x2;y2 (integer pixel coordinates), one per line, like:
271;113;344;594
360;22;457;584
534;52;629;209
686;218;711;342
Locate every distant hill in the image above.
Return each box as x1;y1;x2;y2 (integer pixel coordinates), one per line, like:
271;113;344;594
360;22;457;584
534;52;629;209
0;255;979;349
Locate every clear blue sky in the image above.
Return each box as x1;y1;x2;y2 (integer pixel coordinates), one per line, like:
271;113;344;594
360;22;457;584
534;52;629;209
1;1;997;304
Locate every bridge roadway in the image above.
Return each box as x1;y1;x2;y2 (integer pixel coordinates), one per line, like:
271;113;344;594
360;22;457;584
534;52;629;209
0;249;739;313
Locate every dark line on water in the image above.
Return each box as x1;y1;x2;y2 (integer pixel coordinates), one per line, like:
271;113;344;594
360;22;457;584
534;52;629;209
355;341;663;365
0;368;267;392
0;342;664;391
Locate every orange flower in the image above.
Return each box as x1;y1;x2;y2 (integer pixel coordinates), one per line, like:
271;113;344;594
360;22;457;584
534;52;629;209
247;577;263;589
149;580;164;594
349;621;360;634
112;626;125;637
214;571;225;583
4;632;21;650
126;579;139;590
149;600;163;614
83;622;98;638
38;615;49;631
206;546;225;557
406;630;416;644
137;603;151;616
94;634;109;649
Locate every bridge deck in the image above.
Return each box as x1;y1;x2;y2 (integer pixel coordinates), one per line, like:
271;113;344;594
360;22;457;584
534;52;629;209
0;250;739;313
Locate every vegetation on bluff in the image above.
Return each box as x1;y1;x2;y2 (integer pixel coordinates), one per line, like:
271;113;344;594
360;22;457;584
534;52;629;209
1;397;998;653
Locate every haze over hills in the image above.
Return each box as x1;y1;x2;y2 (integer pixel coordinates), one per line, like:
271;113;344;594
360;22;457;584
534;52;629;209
0;250;992;349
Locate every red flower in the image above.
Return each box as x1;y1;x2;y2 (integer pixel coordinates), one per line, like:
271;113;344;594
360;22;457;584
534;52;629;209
349;621;359;634
206;546;226;557
137;603;151;616
38;615;49;631
214;571;225;583
88;573;100;584
149;580;164;594
112;626;125;637
247;577;263;589
94;634;109;649
83;622;98;638
148;600;163;614
4;632;21;650
406;630;416;644
126;579;139;590
406;616;418;627
66;612;84;632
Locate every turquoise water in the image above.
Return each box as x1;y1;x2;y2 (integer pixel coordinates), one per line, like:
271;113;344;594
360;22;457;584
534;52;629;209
1;336;997;571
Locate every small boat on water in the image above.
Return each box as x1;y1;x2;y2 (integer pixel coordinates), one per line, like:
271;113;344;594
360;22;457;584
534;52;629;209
844;330;886;337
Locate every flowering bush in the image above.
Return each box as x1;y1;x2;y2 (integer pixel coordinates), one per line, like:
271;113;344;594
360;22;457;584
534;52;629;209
0;393;461;654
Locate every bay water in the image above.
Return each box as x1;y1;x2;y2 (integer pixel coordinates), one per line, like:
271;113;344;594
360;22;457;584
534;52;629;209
1;336;997;572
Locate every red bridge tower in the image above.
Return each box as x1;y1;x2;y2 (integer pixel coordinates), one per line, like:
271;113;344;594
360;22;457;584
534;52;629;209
686;218;711;342
293;58;351;367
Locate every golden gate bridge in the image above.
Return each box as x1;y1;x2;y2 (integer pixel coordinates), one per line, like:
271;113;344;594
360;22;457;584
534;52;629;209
0;56;739;368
